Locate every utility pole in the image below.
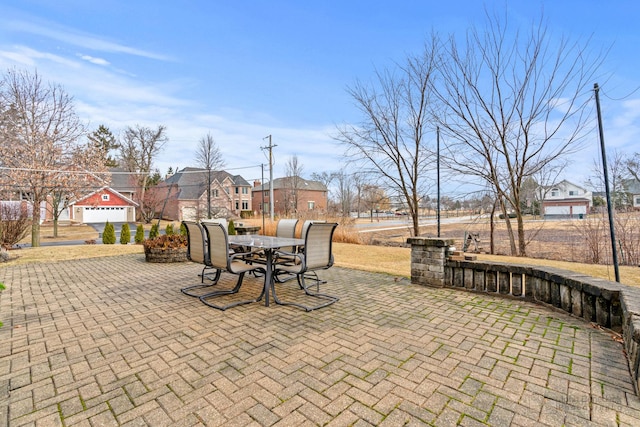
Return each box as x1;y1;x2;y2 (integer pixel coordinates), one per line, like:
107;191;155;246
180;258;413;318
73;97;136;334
261;135;276;221
594;83;620;282
437;126;441;238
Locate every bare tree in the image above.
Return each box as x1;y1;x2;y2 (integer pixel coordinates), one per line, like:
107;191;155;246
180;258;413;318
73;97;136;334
434;11;603;256
335;38;439;236
0;69;106;246
195;132;225;219
283;155;304;216
333;171;355;217
588;149;630;210
119;124;168;222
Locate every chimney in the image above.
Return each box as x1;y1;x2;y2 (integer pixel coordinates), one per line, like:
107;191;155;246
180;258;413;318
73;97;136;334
254;180;261;188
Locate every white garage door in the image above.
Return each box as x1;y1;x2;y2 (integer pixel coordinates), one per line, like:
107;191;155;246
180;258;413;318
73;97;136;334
82;206;128;223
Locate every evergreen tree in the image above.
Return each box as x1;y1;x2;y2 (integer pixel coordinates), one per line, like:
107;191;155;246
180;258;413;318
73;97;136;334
179;222;187;236
88;125;120;167
135;224;145;243
120;223;131;244
149;223;159;239
102;221;116;244
165;223;174;236
228;219;236;235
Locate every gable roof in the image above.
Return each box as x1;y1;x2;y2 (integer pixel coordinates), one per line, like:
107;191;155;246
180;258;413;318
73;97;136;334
162;167;251;200
622;178;640;194
72;186;139;206
253;176;327;192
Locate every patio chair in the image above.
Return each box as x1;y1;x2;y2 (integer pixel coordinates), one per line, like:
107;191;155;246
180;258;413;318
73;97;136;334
271;222;339;311
298;220;326;252
180;221;220;297
198;222;265;310
249;218;300;269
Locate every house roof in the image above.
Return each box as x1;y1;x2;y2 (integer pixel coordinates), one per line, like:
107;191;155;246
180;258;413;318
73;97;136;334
72;186;139;207
162;167;251;200
622;179;640;194
252;176;327;192
108;167;138;194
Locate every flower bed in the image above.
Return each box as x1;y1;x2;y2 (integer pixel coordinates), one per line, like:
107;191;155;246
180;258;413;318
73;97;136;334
143;234;188;263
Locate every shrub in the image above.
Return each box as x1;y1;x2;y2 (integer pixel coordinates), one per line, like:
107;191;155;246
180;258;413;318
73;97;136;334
143;234;187;250
165;223;174;236
102;221;116;244
120;223;131;245
180;222;187;236
149;223;160;239
228;219;236;235
134;224;145;244
0;202;30;247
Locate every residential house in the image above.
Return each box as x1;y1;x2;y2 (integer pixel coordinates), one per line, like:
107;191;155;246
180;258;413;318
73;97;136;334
538;180;592;219
252;176;328;216
68;186;138;223
622;179;640;209
160;167;253;221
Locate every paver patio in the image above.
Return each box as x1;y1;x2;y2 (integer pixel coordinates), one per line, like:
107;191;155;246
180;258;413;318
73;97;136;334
1;254;640;426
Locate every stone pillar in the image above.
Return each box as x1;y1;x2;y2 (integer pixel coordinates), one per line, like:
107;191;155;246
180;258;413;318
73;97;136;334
407;237;454;287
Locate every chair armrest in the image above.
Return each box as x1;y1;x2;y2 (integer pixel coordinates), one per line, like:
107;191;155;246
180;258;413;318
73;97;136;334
273;249;303;265
229;248;263;262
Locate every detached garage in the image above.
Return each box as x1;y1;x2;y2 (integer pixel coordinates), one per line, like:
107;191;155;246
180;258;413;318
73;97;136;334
70;187;138;224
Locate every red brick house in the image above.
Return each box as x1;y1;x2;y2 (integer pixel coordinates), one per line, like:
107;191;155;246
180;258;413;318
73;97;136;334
252;176;328;216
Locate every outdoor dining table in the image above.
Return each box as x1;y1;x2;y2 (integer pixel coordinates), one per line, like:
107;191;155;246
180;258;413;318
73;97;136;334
228;234;304;307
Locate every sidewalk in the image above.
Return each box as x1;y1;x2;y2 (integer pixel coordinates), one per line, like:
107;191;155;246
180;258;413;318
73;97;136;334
1;255;639;426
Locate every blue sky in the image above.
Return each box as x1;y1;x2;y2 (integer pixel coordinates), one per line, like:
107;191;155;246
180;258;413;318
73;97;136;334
1;0;639;196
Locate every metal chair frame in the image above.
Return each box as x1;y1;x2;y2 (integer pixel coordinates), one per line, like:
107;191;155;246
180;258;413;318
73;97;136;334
271;222;340;311
180;221;221;297
198;222;265;310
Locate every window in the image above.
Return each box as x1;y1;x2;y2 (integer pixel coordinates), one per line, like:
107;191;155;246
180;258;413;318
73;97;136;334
235;187;239;194
102;194;110;201
235;201;239;210
635;196;640;206
308;201;315;210
242;187;248;194
242;201;249;210
550;188;559;197
569;190;577;196
213;189;218;197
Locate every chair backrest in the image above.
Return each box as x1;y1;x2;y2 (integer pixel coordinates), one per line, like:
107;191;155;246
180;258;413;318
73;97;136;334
183;221;207;264
276;218;299;238
202;222;230;270
303;222;338;270
300;220;326;239
201;218;228;230
276;218;299;252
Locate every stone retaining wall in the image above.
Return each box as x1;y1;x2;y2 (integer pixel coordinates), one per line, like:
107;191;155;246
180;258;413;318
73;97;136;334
408;236;640;396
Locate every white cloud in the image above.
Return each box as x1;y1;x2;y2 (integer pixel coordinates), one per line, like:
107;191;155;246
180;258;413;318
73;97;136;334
7;19;171;61
78;54;110;66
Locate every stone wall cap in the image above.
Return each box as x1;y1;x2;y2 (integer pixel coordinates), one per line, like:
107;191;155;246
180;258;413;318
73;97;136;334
407;237;454;247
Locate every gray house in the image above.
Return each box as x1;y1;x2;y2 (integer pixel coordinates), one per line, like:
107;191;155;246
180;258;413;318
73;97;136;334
160;167;253;221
